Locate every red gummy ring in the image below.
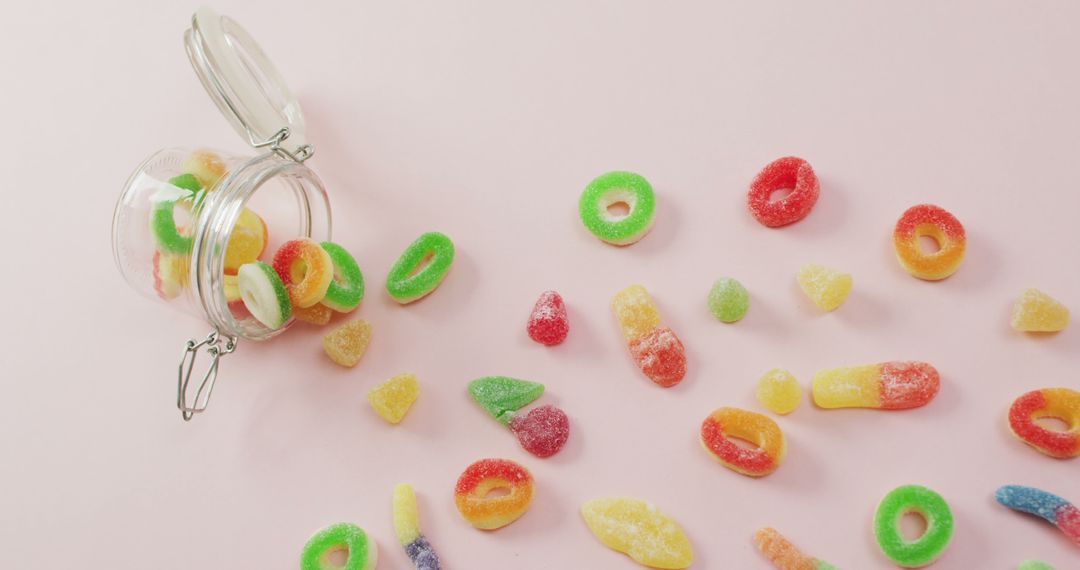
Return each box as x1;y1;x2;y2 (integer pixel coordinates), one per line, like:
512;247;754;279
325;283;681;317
1008;388;1080;459
747;156;820;227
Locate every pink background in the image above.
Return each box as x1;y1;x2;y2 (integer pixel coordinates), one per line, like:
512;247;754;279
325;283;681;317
3;1;1079;568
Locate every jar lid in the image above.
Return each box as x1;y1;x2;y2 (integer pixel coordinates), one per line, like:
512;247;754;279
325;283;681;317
184;8;309;158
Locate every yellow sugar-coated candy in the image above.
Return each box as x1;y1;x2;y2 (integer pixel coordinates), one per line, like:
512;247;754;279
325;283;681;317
182;149;228;189
293;303;333;325
581;497;693;569
1011;288;1069;332
323;319;372;368
756;369;802;415
368;373;420;424
611;284;662;341
224;209;267;273
797;264;852;312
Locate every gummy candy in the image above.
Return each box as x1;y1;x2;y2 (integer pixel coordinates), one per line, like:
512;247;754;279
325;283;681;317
320;242;364;312
611;285;687;387
152;251;188;300
1018;562;1056;570
237;261;291;329
393;483;442;570
527;290;569;346
368;373;420;424
385;232;455;304
224;208;267;273
149;174;200;254
467;376;544;425
509;404;570;458
628;327;687;388
182;149;227;190
700;407;786;477
996;485;1080;547
223;273;240;303
797;264;851;312
755;369;802;415
1007;388;1080;459
1011;288;1069;332
753;528;836;570
747;156;820;228
707;278;749;323
273;238;334;308
323;319;372;368
293;303;333;325
300;522;378;570
893;204;966;281
454;458;534;530
580;497;693;569
578;171;657;245
874;485;954;568
812;361;940;410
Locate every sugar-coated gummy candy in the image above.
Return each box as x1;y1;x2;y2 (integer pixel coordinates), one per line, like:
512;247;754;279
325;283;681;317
273;238;335;308
509;404;570;458
700;407;786;477
578;171;657;245
393;483;442;570
611;284;661;342
527;290;569;346
812;361;940;410
293;303;333;325
996;485;1080;547
747;156;820;228
1011;288;1069;332
1018;562;1056;570
893;204;966;281
385;232;455;304
707;278;749;323
580;497;693;569
755;369;802;415
454;458;534;530
223;273;240;303
323;319;373;368
874;484;954;568
467;376;545;424
797;264;851;312
300;522;378;570
628;326;687;388
152;251;188;300
753;528;836;570
223;209;267;273
149;174;200;254
237;261;292;329
320;242;365;313
182;149;227;190
368;373;420;424
1007;388;1080;459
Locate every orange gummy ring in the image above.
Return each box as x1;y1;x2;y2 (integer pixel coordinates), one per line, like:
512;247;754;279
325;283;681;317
893;204;966;280
454;458;534;530
700;407;786;477
272;238;334;308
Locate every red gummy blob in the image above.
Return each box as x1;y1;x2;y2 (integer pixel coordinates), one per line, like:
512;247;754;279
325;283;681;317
628;326;687;387
878;361;940;409
527;291;569;346
510;405;570;458
747;156;820;227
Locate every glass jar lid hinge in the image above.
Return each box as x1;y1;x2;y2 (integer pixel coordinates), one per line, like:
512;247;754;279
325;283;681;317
255;126;314;163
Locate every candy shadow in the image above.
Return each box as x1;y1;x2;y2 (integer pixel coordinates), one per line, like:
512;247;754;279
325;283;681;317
784;173;849;237
940;227;999;291
557;300;610;360
630;189;680;254
834;289;891;328
769;429;826;493
730;293;790;339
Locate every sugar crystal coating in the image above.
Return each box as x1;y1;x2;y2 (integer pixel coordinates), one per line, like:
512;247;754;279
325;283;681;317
224;209;266;273
1007;388;1080;459
385;232;455;304
611;285;662;342
293;303;333;325
995;485;1080;546
580;497;693;569
393;483;442;570
527;290;569;346
323;319;373;368
747;156;820;228
797;264;852;312
578;171;657;245
700;407;786;477
1011;288;1069;332
237;261;291;329
369;374;420;424
628;326;687;388
149;174;199;254
300;522;378;570
812;361;939;410
454;458;534;530
509;404;570;458
893;204;966;280
874;485;954;568
707;278;750;323
755;369;802;415
467;376;545;424
182;149;227;190
319;242;365;312
152;251;188;300
753;528;836;570
273;238;334;308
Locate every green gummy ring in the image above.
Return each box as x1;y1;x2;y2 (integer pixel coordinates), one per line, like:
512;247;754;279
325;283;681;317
300;522;377;570
319;242;364;312
578;171;657;245
385;232;455;304
238;261;292;329
873;485;954;568
150;174;201;254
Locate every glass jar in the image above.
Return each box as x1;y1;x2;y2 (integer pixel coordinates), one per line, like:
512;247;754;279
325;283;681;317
111;8;333;420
